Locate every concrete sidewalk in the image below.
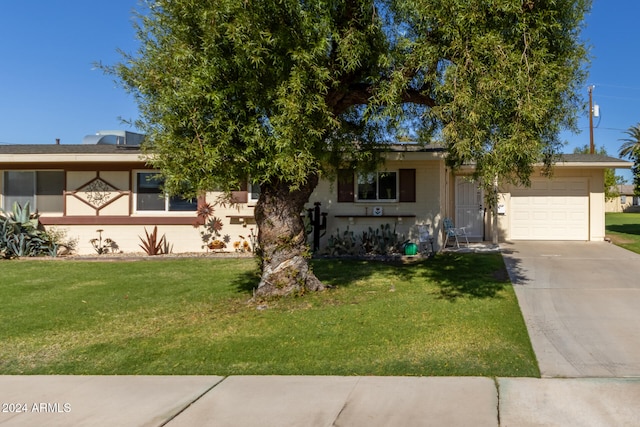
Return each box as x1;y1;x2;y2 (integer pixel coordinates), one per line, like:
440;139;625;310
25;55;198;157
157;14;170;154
1;375;640;426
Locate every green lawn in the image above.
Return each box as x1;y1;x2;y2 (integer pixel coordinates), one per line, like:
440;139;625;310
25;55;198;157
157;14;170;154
0;254;538;377
606;212;640;254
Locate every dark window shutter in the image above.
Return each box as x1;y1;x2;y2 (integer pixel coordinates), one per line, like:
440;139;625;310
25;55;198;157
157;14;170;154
399;169;416;202
231;181;248;204
337;170;355;202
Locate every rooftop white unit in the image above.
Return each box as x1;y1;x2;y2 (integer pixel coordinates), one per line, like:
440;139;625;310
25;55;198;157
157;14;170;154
82;130;145;146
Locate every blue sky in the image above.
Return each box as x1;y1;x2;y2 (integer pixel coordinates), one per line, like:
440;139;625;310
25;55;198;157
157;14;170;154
562;0;640;181
0;1;638;178
0;1;140;145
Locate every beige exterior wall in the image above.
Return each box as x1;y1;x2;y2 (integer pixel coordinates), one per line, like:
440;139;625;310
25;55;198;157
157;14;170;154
1;152;615;254
65;186;260;255
63;225;197;255
67;171;132;216
67;171;99;189
60;223;259;256
589;169;606;241
605;197;630;213
0;162;263;255
308;155;445;249
197;193;258;253
605;191;636;213
57;194;258;255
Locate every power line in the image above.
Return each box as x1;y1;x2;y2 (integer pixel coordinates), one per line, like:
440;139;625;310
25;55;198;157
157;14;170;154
595;95;640;102
600;127;629;132
591;83;640;91
576;127;627;132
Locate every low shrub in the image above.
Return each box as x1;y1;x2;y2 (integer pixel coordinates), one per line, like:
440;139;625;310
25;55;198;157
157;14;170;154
0;202;58;258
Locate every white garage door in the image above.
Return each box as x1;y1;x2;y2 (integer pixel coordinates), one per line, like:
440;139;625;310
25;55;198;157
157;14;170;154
510;178;589;240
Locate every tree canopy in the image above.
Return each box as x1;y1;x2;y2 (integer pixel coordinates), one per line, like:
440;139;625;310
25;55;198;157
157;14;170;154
110;0;591;296
114;0;589;193
619;123;640;196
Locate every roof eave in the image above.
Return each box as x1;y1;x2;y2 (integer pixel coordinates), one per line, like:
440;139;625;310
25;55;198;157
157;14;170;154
549;160;633;169
0;153;150;163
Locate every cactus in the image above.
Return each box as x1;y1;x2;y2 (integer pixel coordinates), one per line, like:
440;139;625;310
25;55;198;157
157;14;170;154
323;227;361;256
322;224;405;256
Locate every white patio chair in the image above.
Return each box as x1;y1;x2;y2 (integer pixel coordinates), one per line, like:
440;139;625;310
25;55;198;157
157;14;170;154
443;218;469;248
418;225;434;255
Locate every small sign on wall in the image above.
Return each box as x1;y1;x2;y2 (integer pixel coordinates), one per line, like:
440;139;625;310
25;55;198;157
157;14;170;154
497;204;506;215
372;206;383;216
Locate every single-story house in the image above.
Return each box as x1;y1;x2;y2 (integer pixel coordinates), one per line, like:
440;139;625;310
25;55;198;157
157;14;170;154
0;134;632;255
605;184;640;213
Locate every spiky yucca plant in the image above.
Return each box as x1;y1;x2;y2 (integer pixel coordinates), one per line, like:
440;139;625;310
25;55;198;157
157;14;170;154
138;226;168;256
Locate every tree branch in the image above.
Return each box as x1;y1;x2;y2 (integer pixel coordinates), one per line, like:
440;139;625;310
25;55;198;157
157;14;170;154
326;83;436;115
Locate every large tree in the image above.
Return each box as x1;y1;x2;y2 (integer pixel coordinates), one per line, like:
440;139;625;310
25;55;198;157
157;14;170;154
111;0;590;297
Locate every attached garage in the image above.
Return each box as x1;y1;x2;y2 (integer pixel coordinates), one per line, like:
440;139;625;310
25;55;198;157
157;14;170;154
510;178;589;240
495;154;633;242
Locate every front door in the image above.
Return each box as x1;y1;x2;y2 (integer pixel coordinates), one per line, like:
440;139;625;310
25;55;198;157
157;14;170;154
455;177;484;240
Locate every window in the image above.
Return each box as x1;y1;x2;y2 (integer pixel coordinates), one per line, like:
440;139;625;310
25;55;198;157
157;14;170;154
358;172;397;201
135;172;197;212
230;180;261;204
249;181;260;202
3;171;64;212
338;169;415;203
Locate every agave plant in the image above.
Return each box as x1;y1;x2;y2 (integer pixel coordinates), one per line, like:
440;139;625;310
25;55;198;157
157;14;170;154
10;202;39;228
0;202;56;258
138;226;168;256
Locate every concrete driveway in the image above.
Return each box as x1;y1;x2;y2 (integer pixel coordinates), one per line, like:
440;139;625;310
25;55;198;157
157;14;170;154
502;241;640;378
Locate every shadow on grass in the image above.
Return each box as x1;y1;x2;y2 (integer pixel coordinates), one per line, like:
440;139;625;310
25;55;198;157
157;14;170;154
607;224;640;236
415;253;509;301
228;252;511;301
230;258;404;296
313;253;509;302
500;244;530;287
230;267;262;294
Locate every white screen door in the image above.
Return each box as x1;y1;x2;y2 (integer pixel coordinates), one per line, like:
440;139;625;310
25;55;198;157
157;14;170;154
455;177;484;240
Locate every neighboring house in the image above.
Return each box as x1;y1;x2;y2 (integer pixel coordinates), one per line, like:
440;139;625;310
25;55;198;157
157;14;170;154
605;184;640;213
0;136;632;255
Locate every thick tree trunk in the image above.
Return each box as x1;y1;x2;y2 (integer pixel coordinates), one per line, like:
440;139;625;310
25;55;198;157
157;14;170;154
253;174;324;297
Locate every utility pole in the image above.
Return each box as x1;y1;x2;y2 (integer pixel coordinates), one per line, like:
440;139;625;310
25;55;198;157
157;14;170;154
588;85;595;154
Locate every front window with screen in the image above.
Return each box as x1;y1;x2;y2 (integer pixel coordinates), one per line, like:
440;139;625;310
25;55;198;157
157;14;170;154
135;172;196;212
357;172;397;201
3;171;64;212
